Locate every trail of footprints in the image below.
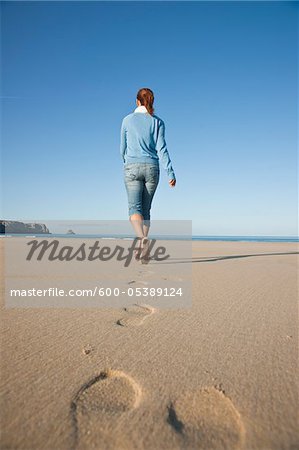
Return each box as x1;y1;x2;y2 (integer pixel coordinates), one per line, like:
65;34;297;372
72;371;245;450
117;268;158;327
72;267;245;449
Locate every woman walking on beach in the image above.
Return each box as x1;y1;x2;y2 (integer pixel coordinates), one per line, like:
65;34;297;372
120;88;176;262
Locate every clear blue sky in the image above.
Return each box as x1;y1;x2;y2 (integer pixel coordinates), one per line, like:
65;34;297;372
1;1;297;236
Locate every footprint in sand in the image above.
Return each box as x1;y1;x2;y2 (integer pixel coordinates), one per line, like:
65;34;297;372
168;387;245;450
116;304;156;327
127;280;149;286
71;369;142;450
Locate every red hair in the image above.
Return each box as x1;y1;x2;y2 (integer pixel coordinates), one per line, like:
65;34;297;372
137;88;154;115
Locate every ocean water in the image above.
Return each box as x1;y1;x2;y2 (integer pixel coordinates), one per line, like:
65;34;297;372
1;234;298;243
192;236;299;243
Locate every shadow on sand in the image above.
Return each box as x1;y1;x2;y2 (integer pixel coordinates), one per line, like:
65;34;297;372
152;251;299;264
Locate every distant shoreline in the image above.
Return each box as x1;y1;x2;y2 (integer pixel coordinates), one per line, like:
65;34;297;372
0;234;298;243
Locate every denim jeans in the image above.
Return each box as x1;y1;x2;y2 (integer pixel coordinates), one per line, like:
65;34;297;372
124;163;160;221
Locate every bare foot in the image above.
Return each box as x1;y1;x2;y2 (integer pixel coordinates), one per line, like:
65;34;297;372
133;237;143;260
139;237;150;264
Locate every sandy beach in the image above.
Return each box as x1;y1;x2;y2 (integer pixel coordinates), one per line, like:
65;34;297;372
0;240;298;450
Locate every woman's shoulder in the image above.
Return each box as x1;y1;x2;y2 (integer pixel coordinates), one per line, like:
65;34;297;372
122;112;133;121
152;114;164;125
121;112;164;126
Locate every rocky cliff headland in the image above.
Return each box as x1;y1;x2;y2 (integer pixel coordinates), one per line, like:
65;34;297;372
0;220;50;234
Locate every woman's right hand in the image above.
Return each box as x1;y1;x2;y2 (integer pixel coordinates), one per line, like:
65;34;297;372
169;179;176;187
